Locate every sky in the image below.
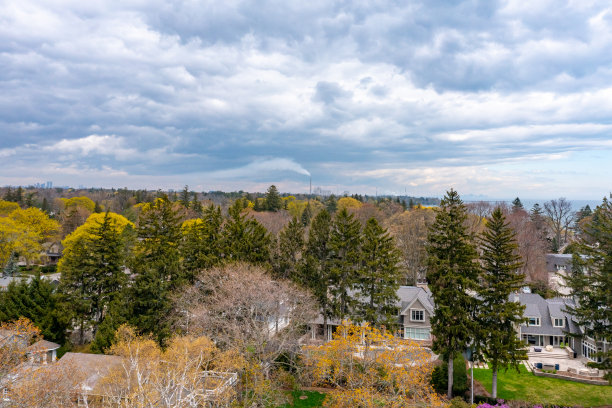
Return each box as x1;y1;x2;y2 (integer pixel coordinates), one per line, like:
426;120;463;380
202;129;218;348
1;0;611;199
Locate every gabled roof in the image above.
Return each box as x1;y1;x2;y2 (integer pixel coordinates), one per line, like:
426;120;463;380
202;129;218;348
398;286;434;315
516;293;578;336
27;339;61;352
56;353;123;395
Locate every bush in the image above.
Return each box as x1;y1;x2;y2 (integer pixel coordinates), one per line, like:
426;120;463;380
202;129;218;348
431;355;468;396
449;396;471;408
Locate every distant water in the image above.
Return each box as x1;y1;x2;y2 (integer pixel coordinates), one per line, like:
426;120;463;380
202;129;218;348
463;199;605;212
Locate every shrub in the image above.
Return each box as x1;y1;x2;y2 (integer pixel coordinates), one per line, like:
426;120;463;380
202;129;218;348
431;355;468;396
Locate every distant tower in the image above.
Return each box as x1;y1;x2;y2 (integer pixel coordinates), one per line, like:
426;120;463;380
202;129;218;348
309;177;312;196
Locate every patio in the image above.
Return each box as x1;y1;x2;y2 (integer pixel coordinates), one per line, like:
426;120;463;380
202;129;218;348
526;346;599;375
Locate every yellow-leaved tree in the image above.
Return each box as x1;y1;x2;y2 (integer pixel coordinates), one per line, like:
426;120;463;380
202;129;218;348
336;197;362;212
304;322;447;408
0;207;60;266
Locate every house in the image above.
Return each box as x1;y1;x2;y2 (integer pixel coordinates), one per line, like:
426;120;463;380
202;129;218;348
308;286;434;343
516;293;578;348
26;339;60;365
546;253;573;295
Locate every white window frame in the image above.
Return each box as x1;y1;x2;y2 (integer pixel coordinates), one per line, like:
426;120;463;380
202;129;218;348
553;318;564;328
404;326;430;340
527;317;540;327
410;309;424;322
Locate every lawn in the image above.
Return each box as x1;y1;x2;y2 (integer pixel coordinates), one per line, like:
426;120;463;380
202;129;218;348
279;390;326;407
473;365;612;407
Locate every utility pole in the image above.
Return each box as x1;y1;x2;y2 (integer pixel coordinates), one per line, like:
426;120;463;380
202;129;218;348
309;177;312;196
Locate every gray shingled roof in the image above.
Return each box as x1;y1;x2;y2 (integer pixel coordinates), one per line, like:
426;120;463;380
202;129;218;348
517;293;578;336
398;286;434;314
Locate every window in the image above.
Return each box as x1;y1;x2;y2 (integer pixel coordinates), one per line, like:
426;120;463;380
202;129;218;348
527;317;540;326
405;327;430;340
410;309;424;322
553;318;564;328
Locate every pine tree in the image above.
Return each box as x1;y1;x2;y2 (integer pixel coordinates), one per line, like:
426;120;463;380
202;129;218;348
512;197;523;212
180;205;224;281
329;208;362;319
264;185;283;212
93;200;102;213
301;202;313;226
223;200;271;264
426;189;479;399
325;195;337;214
302;210;334;334
180;185;190;207
477;207;527;398
41;197;49;213
128;196;182;344
357;218;402;327
3;252;18;277
59;211;131;342
273;217;305;281
565;196;612;373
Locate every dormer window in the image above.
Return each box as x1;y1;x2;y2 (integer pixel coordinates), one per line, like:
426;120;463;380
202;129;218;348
553;318;564;328
410;309;424;322
527;317;540;326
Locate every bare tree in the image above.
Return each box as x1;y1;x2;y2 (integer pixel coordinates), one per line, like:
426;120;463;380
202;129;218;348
465;201;493;235
385;208;435;284
504;208;548;284
544;198;574;250
173;263;318;372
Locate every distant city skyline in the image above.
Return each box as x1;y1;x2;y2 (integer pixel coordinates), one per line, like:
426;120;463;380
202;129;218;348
1;1;611;199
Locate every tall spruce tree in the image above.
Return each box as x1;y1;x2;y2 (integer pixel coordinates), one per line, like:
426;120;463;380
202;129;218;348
427;189;479;399
59;211;131;342
357;217;402;327
273;217;305;281
302;210;334;334
180;204;224;282
565;196;612;373
128;196;182;344
223;200;271;264
511;197;523;212
264;185;283;212
329;208;362;319
477;207;527;398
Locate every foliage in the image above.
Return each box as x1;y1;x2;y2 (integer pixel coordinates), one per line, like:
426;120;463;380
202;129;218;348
0;317;41;378
473;365;612;406
0;275;68;344
336;197;362;212
128;196;183;344
59;196;96;212
304;323;445;408
565;195;612;370
58;211;133;344
265;185;284;212
356;217;402;327
477;208;528;398
431;356;468;396
427;189;479;398
0;200;20;216
224;200;271;264
273;216;305;281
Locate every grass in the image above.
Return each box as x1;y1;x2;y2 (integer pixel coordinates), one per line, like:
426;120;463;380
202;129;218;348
473;365;612;407
279;390;326;407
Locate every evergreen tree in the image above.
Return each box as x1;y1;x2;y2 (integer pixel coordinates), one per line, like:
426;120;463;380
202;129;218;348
302;210;334;334
357;217;402;327
426;189;479;399
408;198;415;209
180;185;190;207
264;185;283;212
253;197;262;211
59;211;131;342
3;252;18;277
90;296;128;353
273;217;305;281
223;200;271;264
565;196;612;373
301;202;313;226
128;196;182;344
0;275;69;344
512;197;523;212
190;194;203;216
325;195;338;214
93;200;102;213
477;207;527;398
180;204;224;281
329;208;362;319
41;197;49;213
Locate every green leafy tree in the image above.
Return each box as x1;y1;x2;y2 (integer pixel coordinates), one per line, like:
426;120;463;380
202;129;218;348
58;211;133;343
356;217;402;327
127;196;182;344
329;208;362;319
179;205;224;281
273;217;305;281
426;189;479;399
223;200;271;264
264;185;283;212
302;210;334;334
477;207;527;398
565;196;612;374
0;274;69;345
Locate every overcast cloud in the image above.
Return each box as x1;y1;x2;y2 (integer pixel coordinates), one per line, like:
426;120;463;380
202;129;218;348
1;0;611;199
